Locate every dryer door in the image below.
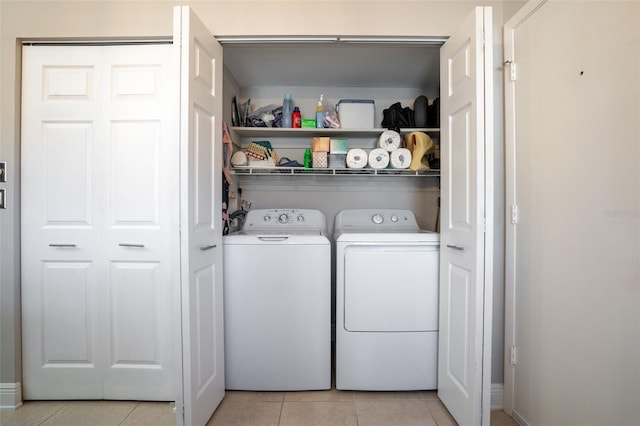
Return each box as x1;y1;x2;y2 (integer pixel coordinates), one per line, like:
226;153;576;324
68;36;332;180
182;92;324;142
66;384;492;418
343;244;439;332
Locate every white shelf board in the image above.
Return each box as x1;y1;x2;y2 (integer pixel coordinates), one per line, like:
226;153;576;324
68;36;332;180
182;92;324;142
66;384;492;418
231;127;440;138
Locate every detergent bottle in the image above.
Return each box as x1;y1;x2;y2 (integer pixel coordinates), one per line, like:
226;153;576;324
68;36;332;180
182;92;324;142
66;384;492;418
282;93;293;128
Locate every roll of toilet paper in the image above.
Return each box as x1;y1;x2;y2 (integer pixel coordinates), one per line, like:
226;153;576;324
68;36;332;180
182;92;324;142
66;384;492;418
378;129;401;152
390;148;412;169
346;148;368;169
368;148;390;169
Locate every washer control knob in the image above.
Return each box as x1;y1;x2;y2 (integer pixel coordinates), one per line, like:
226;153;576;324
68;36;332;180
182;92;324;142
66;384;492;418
263;215;271;222
391;214;399;223
278;213;289;224
297;215;305;222
372;213;384;224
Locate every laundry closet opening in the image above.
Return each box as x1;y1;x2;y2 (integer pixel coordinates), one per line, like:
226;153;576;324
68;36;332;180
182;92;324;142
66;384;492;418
219;37;445;347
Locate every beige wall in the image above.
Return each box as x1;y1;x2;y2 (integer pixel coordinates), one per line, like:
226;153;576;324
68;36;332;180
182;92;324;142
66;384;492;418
0;0;508;396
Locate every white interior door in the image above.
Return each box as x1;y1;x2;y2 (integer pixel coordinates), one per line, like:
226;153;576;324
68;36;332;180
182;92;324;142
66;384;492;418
21;46;105;399
21;44;177;401
174;6;225;426
99;45;179;400
438;7;493;426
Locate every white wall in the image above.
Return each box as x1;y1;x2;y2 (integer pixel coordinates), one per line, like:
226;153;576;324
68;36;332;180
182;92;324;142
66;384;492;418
0;0;507;397
507;1;640;425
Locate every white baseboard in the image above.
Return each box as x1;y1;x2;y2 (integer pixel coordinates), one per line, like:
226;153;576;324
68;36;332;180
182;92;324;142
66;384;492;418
511;409;530;426
491;383;504;410
0;382;23;410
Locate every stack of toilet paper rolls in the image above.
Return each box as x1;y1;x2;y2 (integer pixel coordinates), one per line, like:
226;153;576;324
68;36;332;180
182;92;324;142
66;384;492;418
377;129;411;169
343;130;415;170
344;130;435;171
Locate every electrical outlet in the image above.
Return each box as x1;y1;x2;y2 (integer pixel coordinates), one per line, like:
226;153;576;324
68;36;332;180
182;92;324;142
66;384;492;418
0;162;6;183
0;188;6;209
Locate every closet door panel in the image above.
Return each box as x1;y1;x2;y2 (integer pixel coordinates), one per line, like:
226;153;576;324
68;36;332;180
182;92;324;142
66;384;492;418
109;261;162;365
101;44;178;400
109;121;161;226
42;122;95;225
22;46;105;400
42;261;97;364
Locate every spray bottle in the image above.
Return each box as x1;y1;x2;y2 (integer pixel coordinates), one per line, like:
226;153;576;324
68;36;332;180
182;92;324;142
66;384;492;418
316;94;324;128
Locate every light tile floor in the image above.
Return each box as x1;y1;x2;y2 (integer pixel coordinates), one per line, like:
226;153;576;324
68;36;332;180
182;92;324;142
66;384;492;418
0;391;518;425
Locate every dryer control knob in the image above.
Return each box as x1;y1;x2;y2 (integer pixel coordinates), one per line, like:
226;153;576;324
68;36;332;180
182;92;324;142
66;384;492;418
372;213;384;224
391;215;399;223
297;215;305;222
263;215;271;222
278;213;289;224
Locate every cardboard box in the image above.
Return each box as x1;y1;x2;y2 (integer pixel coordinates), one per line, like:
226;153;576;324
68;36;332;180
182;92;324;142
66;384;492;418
312;151;328;168
312;137;330;152
330;138;349;154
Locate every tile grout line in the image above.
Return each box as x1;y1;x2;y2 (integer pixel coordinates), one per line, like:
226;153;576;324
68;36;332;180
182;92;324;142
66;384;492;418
277;399;284;426
38;401;70;425
118;400;141;425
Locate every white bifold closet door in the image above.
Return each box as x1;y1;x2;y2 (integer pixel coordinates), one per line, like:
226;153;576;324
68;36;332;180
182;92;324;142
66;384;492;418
21;44;179;400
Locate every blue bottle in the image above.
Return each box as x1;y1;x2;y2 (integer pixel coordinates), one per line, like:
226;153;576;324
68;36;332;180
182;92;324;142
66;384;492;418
282;93;293;128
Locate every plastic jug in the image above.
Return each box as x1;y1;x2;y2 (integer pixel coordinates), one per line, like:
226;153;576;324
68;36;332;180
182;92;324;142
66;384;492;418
282;93;293;128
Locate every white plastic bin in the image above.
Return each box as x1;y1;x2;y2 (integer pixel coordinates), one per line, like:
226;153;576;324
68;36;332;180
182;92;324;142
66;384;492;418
337;99;375;129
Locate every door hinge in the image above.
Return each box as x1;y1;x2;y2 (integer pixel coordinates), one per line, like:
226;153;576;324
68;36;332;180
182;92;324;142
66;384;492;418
504;60;517;81
510;345;517;366
511;205;519;224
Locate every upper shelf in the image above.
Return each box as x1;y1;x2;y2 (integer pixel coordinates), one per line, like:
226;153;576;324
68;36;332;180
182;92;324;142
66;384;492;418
231;127;440;138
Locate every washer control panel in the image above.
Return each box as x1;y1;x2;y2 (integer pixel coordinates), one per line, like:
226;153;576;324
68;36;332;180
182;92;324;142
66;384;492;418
335;209;420;232
370;212;402;224
243;209;325;232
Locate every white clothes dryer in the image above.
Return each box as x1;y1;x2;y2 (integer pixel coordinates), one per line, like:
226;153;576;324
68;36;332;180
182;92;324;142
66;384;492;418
223;209;331;391
334;209;440;391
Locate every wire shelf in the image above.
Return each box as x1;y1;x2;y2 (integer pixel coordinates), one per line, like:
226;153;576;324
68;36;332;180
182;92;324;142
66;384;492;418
232;166;440;177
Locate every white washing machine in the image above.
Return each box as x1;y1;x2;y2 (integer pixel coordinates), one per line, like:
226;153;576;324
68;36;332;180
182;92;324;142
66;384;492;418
334;209;440;391
223;208;331;391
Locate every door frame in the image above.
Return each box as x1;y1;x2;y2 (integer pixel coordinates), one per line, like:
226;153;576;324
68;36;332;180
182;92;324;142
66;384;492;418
502;0;549;417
